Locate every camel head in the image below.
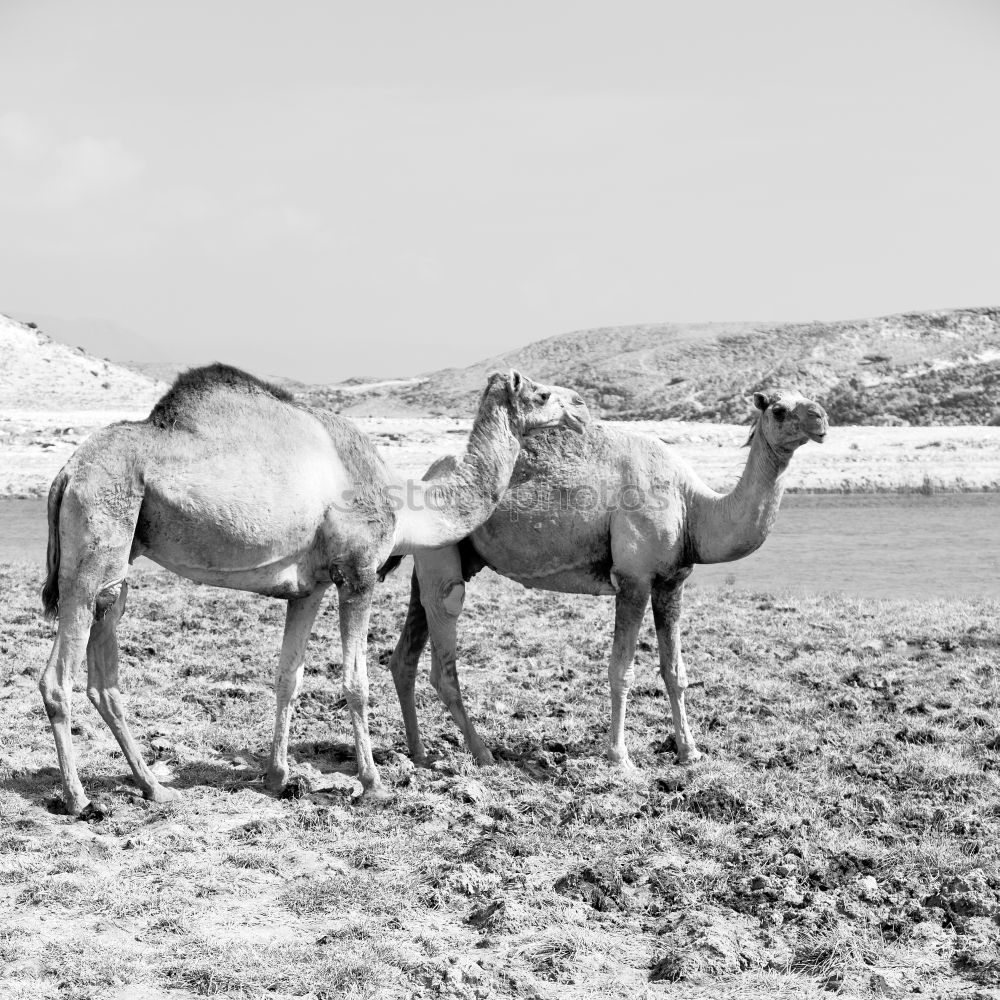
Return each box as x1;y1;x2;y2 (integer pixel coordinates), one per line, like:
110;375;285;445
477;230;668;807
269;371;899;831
749;389;829;456
485;370;590;437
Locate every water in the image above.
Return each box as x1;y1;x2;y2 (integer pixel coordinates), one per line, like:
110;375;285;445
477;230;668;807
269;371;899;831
691;493;999;600
2;494;997;601
2;500;49;567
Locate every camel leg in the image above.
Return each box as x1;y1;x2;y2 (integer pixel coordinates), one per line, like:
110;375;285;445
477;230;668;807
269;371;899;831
387;569;432;765
39;598;94;815
40;477;143;816
264;585;330;794
607;576;651;769
415;548;494;766
426;607;495;766
337;574;389;800
651;575;701;764
85;581;180;804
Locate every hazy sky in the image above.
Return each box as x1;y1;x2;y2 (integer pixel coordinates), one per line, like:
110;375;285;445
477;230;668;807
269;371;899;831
1;1;998;381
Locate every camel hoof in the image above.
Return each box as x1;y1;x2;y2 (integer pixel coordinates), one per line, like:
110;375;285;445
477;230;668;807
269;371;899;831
146;785;182;805
77;800;112;823
412;752;438;771
607;747;636;771
264;771;290;796
677;749;704;766
47;794;86;818
472;747;495;767
360;784;394;806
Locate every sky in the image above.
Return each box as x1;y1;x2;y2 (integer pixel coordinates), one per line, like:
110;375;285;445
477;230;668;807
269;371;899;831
1;0;998;382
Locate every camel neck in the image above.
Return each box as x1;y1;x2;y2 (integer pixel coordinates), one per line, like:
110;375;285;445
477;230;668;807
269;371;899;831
392;403;521;552
688;430;790;564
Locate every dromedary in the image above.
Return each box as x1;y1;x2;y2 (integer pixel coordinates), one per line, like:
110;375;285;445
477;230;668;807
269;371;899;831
39;363;588;816
382;390;828;769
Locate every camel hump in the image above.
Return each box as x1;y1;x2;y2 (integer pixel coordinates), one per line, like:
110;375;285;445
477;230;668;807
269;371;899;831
148;363;295;430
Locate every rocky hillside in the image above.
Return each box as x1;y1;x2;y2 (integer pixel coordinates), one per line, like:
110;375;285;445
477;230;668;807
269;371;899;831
6;308;999;427
0;314;166;410
304;307;1000;426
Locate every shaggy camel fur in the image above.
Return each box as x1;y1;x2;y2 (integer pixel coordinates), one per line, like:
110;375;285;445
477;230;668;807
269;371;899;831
39;364;588;815
382;390;828;768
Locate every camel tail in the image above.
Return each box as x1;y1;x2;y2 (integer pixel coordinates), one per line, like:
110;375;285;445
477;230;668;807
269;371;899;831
41;470;69;620
377;554;405;582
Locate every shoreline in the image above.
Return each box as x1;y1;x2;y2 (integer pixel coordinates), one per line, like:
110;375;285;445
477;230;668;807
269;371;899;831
787;482;1000;494
5;484;1000;500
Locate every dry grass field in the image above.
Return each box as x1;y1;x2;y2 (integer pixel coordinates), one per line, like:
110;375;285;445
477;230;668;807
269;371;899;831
2;561;999;999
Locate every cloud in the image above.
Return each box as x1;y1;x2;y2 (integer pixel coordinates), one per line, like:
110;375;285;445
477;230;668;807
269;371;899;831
0;112;142;211
243;201;325;241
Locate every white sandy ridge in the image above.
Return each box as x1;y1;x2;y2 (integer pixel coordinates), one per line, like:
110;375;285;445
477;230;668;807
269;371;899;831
0;313;165;411
2;312;999;498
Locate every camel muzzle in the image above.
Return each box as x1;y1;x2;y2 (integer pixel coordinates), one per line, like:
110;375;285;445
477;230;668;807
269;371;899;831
803;404;828;443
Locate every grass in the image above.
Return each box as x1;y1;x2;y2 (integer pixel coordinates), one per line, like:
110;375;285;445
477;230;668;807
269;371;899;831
1;562;999;998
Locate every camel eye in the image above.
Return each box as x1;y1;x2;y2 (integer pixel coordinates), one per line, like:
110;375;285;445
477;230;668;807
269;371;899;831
772;405;787;421
538;391;551;403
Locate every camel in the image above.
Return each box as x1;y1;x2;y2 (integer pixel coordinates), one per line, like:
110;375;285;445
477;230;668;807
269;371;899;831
38;363;589;816
382;389;828;769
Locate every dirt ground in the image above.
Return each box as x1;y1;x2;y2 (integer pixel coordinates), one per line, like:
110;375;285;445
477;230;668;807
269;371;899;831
2;562;999;999
3;410;1000;498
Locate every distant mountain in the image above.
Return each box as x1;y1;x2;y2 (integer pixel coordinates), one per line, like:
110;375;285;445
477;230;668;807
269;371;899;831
300;307;1000;426
8;307;999;426
5;314;311;397
0;314;166;410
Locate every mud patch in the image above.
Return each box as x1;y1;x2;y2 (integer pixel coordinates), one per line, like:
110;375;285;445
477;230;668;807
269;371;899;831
672;782;759;823
651;907;789;981
554;863;625;912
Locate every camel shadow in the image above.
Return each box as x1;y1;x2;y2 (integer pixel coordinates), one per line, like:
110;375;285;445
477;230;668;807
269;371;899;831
289;738;417;767
487;738;597;783
289;739;357;768
291;735;565;786
2;765;174;817
2;765;68;813
2;757;272;816
168;759;266;795
455;734;697;785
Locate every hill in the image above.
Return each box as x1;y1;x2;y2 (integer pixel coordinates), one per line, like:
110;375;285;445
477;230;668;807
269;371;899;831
304;307;1000;426
0;314;169;498
5;307;1000;427
0;314;166;410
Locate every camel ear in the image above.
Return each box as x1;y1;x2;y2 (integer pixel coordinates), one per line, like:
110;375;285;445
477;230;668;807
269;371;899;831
752;392;770;411
508;370;524;395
